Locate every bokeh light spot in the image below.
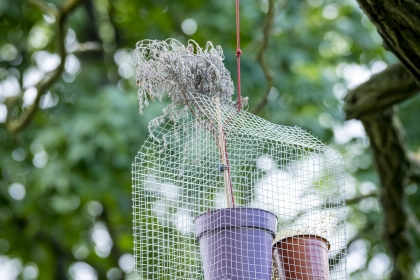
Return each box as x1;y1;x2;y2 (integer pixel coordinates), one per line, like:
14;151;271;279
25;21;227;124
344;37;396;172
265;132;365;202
118;254;134;273
181;19;197;35
8;183;26;200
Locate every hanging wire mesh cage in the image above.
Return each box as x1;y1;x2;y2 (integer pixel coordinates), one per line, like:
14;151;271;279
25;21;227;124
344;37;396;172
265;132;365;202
132;39;347;280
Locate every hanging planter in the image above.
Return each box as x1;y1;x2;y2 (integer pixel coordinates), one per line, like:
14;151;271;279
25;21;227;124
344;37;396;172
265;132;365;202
273;235;330;280
195;208;277;280
131;28;346;280
131;39;346;279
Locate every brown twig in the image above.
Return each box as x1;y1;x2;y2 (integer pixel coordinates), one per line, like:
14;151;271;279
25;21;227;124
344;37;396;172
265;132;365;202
251;0;288;115
5;0;86;134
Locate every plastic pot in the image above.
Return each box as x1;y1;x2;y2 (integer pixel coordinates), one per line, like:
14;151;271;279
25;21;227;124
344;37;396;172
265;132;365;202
194;207;277;280
273;234;330;280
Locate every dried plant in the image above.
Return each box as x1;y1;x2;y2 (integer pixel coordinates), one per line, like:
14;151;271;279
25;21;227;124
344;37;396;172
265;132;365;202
134;39;236;116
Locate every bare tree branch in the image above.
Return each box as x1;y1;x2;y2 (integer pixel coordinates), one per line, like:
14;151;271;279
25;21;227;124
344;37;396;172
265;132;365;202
251;0;287;114
5;0;86;134
346;192;379;205
344;63;419;120
27;0;58;17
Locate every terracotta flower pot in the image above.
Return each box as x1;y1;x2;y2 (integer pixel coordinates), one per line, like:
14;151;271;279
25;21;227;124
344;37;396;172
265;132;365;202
194;207;277;280
273;234;330;280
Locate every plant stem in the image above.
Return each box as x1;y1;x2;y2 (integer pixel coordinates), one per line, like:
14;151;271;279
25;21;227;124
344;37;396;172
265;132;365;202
215;97;235;207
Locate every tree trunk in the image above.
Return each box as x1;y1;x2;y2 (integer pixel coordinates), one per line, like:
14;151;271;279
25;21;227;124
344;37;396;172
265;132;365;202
361;109;414;280
347;1;420;277
355;0;420;87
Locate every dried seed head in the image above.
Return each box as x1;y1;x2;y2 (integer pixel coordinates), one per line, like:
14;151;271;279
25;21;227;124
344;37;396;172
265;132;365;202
134;39;235;116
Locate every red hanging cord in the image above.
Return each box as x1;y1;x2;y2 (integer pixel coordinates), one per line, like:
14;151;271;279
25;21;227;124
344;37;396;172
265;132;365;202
223;0;242;207
218;0;242;208
236;0;242;112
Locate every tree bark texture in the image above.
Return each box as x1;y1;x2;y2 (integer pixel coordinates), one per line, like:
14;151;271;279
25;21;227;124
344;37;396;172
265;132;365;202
344;64;419;120
361;109;414;280
355;0;420;87
345;63;420;278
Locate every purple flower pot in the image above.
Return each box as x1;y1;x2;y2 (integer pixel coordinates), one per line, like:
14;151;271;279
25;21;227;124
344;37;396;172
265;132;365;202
194;207;277;280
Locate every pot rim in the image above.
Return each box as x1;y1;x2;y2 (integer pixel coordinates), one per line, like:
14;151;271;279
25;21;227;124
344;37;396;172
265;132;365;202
193;207;278;239
273;234;331;250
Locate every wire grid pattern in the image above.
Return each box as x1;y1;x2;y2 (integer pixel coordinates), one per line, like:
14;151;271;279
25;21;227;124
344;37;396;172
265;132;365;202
132;94;346;280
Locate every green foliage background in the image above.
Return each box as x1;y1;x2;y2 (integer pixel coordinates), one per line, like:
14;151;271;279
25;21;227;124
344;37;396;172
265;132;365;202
0;0;419;279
